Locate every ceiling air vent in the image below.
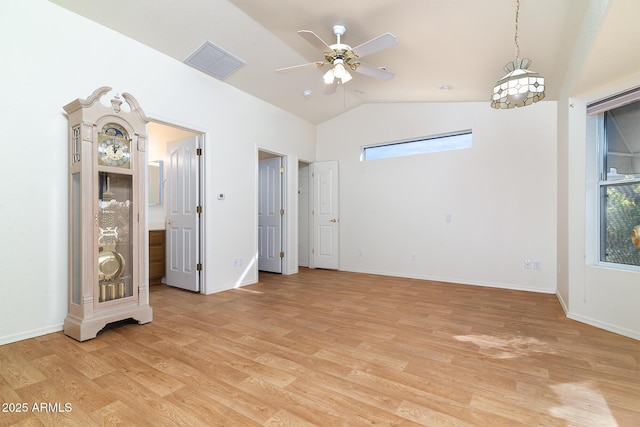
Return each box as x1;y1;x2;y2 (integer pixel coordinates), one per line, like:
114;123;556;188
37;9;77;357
184;41;245;80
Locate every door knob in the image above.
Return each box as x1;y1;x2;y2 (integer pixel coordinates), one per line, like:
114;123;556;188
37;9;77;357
329;218;338;223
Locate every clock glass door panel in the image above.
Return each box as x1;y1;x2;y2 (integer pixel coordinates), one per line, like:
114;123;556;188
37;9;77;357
71;173;82;305
97;172;133;303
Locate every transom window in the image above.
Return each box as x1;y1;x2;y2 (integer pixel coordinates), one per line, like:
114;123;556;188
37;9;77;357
362;130;472;161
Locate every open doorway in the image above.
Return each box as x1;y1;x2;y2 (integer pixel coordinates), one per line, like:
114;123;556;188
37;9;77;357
257;153;338;276
258;150;285;273
147;121;205;292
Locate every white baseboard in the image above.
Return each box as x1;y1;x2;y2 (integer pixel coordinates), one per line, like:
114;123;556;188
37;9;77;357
0;324;63;346
339;267;556;294
566;312;640;341
555;291;569;314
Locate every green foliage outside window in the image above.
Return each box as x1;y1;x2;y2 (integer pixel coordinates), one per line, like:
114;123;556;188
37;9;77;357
603;183;640;266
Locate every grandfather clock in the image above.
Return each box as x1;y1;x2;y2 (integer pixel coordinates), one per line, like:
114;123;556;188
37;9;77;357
63;86;152;341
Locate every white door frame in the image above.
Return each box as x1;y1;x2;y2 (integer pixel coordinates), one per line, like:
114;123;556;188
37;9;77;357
297;160;312;268
148;118;207;294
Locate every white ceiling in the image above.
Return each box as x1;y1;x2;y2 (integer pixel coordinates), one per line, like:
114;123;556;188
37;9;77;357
50;0;639;124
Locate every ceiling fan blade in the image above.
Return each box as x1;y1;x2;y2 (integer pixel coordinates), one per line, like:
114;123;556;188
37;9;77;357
275;61;325;74
354;62;395;80
351;33;397;58
298;30;332;52
324;81;338;95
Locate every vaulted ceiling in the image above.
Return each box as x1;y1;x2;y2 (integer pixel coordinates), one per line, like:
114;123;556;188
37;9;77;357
51;0;639;124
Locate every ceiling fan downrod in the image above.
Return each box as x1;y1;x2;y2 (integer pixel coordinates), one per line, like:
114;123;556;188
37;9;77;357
333;25;346;44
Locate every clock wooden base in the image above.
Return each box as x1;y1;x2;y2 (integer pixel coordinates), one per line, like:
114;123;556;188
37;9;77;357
64;304;152;342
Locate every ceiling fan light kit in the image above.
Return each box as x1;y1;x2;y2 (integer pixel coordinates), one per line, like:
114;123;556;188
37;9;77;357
275;23;397;92
491;0;545;109
323;58;352;84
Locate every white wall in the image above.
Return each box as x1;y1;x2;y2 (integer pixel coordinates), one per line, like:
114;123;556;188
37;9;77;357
554;0;640;340
0;0;315;344
317;102;558;293
560;76;640;340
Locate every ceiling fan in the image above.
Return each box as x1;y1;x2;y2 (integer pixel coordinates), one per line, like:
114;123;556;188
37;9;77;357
276;24;398;94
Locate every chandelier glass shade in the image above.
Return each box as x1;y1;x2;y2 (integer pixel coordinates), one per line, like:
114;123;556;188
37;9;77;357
491;0;545;109
491;58;545;109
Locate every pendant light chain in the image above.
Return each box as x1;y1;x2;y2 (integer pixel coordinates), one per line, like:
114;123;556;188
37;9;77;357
491;0;545;109
514;0;520;61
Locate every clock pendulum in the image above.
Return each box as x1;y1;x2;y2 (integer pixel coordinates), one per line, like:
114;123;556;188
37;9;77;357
97;176;126;301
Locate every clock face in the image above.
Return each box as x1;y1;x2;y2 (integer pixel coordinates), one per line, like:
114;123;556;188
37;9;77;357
98;124;131;168
98;138;131;167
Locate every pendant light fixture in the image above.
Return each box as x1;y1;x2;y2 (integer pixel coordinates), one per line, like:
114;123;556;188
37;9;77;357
491;0;545;109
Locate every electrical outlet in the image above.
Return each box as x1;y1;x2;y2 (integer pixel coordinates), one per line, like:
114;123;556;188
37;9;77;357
411;252;417;262
524;259;531;269
358;249;364;257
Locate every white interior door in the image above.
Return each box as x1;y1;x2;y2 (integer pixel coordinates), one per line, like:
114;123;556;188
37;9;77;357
166;136;200;291
312;161;339;269
258;156;283;273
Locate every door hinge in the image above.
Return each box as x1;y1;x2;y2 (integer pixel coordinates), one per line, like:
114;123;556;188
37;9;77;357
196;148;202;156
197;263;202;271
280;208;284;216
280;166;284;173
279;251;284;258
196;205;202;215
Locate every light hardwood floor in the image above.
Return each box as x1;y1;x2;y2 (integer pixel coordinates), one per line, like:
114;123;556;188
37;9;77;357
1;269;639;426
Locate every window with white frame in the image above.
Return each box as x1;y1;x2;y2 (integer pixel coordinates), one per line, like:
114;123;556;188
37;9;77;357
361;130;472;161
588;88;640;268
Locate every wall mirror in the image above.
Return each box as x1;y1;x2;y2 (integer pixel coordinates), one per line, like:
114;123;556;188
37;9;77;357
148;160;163;205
